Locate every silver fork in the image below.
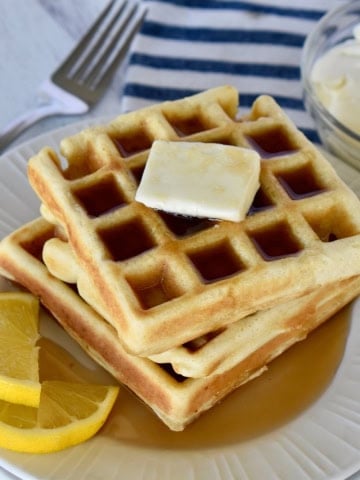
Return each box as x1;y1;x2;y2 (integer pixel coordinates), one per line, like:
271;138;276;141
0;0;146;152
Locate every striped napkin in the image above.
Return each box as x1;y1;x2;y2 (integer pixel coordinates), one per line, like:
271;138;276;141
121;0;343;143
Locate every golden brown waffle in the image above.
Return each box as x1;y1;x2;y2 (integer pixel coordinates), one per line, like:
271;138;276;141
41;232;354;378
27;86;360;356
0;217;359;430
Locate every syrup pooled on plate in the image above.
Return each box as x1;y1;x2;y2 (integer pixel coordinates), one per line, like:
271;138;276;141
39;304;352;449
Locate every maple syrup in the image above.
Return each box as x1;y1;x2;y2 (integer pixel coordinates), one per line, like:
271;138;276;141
166;114;211;137
248;186;274;215
20;225;55;262
158;211;216;238
130;163;146;185
248;221;303;260
39;304;352;450
187;240;245;282
246;125;299;157
98;218;156;261
112;130;153;157
276;163;326;199
73;174;128;217
127;266;184;310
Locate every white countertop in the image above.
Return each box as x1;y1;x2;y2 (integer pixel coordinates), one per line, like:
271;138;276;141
0;1;360;479
0;0;130;154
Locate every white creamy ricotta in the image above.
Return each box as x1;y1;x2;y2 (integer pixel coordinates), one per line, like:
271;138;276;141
310;26;360;134
135;140;260;222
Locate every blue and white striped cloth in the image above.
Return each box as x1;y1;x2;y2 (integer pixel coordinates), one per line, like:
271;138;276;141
122;0;344;143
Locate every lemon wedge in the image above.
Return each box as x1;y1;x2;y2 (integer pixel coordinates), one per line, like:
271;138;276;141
0;381;119;453
0;292;41;407
0;290;119;452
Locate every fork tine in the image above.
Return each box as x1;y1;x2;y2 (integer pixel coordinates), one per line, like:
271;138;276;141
53;0;118;79
93;6;147;93
52;0;146;105
71;1;128;81
83;2;139;88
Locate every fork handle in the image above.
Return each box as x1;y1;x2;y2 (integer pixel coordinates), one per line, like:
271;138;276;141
0;81;89;153
0;104;66;152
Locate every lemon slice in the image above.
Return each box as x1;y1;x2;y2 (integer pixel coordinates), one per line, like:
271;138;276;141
0;380;119;453
0;292;40;407
0;291;120;452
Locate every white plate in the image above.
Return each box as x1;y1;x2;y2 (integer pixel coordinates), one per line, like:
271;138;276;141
0;121;360;480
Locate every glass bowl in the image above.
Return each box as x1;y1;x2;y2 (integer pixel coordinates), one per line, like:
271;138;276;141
301;1;360;170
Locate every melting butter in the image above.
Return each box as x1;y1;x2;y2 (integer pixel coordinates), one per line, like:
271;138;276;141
135;140;260;222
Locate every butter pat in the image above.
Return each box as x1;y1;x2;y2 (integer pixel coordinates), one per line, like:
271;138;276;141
135;140;260;222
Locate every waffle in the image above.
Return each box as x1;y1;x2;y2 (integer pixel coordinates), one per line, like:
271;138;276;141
41;232;357;378
0;217;359;430
27;86;360;356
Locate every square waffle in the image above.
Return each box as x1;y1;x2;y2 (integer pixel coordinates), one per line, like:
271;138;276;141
41;230;360;379
27;86;360;356
0;217;359;430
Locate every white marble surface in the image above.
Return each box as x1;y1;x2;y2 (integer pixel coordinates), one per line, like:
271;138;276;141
0;0;132;154
0;1;360;479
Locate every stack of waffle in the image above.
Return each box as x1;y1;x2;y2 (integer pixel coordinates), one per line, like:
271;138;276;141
1;85;360;431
